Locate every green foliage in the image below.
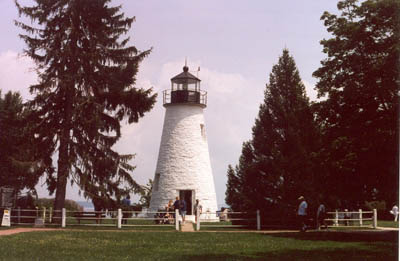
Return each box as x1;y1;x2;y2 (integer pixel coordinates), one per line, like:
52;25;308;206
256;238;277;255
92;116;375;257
15;0;157;210
0;91;43;192
313;0;400;205
364;200;386;212
139;179;153;207
226;49;319;216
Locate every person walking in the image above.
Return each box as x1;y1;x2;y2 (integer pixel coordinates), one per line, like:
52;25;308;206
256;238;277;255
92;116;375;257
297;196;308;232
390;204;398;222
179;198;187;224
194;199;202;223
317;203;327;230
121;195;131;225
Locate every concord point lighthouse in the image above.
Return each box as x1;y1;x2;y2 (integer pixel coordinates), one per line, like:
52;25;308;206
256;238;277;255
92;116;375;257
149;64;218;221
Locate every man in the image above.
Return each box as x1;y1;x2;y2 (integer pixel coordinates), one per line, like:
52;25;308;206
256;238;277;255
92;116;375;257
173;197;180;211
297;196;308;232
179;198;187;224
390;204;398;222
121;195;131;224
317;202;326;230
194;199;202;223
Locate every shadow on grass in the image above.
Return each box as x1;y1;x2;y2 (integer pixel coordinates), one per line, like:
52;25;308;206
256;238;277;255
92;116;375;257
179;247;398;261
266;230;398;243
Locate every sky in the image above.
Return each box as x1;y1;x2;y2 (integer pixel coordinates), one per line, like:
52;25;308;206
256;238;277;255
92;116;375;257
0;0;340;206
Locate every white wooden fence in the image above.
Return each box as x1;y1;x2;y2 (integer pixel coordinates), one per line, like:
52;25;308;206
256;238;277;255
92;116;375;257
5;208;378;230
195;210;260;231
325;209;377;228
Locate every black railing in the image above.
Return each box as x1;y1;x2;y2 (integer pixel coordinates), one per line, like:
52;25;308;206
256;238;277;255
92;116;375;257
163;89;207;107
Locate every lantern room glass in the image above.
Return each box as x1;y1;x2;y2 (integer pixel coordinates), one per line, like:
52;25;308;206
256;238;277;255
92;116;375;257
171;82;200;92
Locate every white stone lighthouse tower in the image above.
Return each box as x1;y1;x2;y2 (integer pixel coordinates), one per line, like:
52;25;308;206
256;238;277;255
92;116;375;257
149;64;218;220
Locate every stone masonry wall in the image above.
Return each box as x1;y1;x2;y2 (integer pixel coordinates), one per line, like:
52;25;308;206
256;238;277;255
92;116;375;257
149;104;218;216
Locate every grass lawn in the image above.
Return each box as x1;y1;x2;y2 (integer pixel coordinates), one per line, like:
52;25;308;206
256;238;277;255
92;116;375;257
378;220;399;228
0;230;397;260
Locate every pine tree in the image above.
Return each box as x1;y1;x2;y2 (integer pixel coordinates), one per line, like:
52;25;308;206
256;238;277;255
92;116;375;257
226;49;319;217
15;0;157;212
0;91;44;192
313;0;399;205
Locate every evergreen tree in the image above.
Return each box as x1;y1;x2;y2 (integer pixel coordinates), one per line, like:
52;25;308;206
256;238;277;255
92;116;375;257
313;0;399;206
226;49;319;217
0;91;44;192
15;0;157;212
225;142;255;212
139;179;153;208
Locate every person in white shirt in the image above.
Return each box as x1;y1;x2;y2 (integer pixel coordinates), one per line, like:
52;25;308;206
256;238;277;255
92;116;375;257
390;205;398;222
297;196;308;232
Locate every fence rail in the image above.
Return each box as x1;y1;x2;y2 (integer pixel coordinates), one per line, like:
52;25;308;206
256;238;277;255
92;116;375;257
2;208;378;231
324;209;377;228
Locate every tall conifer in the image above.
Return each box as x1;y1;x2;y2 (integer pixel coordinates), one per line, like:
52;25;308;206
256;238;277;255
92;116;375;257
15;0;156;211
226;49;319;216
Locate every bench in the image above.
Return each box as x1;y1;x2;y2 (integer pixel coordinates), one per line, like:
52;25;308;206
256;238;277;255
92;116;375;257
73;212;106;224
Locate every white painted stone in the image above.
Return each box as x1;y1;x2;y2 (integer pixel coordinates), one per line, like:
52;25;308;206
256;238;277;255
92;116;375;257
149;103;218;219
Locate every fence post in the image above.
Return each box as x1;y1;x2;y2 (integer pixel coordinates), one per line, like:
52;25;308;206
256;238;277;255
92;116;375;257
42;207;46;223
359;209;362;226
61;208;66;228
373;209;377;229
175;209;179;231
196;209;200;231
334;210;338;226
49;207;53;223
256;210;261;230
117;209;122;229
17;207;21;224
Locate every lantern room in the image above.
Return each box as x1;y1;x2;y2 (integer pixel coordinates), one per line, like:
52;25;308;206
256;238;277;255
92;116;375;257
163;65;207;107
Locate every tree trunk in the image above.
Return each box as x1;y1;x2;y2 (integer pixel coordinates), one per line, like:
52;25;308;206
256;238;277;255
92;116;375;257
53;87;73;219
53;136;69;212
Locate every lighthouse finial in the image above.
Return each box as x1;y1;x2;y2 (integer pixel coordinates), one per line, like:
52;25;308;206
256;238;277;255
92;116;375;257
183;57;189;72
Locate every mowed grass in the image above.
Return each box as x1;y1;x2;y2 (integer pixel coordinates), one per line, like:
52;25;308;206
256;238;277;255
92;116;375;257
0;230;397;260
378;220;399;228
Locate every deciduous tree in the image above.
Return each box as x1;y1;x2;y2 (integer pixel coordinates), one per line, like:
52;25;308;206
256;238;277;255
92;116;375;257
313;0;399;206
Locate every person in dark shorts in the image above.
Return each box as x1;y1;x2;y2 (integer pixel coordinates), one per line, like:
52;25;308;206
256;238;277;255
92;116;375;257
179;198;187;224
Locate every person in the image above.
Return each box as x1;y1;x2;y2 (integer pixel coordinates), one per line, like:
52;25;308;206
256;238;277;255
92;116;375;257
390;204;398;222
173;197;180;211
179;198;187;224
164;200;174;224
122;195;131;206
344;209;351;226
166;200;174;213
173;197;180;222
297;196;308;232
194;199;202;223
121;195;131;224
317;203;327;230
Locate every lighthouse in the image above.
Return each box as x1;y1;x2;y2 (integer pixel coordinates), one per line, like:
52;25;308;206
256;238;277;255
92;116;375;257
149;64;218;221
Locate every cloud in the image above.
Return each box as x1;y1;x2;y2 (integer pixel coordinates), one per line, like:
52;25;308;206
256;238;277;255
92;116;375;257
303;80;318;102
0;50;37;101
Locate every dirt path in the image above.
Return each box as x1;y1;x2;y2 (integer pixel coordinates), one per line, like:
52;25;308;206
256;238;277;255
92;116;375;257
0;228;61;236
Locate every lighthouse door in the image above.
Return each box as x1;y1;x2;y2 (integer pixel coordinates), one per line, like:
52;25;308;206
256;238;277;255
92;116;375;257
179;190;194;215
